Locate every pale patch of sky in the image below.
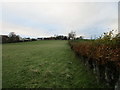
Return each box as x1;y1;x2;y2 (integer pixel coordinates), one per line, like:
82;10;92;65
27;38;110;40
0;0;119;38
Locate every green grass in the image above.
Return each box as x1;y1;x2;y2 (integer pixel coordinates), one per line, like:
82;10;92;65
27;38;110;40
3;40;106;88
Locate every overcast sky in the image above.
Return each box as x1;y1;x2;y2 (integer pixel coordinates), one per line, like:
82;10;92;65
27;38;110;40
0;0;119;38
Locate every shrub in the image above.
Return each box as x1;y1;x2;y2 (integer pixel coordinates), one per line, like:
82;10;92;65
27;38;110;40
69;31;120;88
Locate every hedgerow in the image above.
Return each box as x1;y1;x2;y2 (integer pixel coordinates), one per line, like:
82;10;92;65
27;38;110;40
69;31;120;88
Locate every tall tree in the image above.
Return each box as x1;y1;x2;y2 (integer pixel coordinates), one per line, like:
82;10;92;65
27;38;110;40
8;32;20;43
68;31;76;40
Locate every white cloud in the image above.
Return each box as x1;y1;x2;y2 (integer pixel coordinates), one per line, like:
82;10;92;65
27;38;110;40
1;2;118;38
1;22;52;38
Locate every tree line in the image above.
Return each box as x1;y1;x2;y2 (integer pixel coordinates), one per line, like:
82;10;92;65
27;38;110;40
1;32;74;43
0;31;84;43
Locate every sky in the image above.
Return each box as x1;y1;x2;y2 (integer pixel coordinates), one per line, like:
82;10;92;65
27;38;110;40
0;0;119;38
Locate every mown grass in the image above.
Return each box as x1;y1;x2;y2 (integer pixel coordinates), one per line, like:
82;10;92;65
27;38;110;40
3;40;106;88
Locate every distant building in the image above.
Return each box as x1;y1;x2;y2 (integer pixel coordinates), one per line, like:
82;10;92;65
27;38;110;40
23;38;31;42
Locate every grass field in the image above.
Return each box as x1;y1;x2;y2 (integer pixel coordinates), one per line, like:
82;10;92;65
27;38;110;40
2;40;106;88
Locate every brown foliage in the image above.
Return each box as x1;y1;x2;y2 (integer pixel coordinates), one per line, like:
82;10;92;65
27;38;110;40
69;38;120;66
